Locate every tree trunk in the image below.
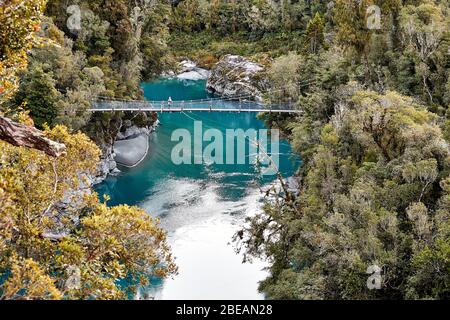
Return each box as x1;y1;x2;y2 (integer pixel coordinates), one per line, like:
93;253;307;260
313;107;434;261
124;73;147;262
0;116;66;157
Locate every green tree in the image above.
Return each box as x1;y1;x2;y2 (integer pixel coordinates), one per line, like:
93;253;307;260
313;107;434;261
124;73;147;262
305;13;325;54
0;0;177;300
0;0;47;105
268;52;302;103
0;126;177;299
13;65;59;129
238;90;450;300
333;0;375;54
399;1;449;103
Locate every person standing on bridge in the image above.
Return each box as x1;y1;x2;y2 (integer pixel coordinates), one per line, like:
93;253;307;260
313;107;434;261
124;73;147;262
168;96;173;109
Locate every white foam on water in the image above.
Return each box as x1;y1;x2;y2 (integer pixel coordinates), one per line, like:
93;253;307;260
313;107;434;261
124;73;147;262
137;177;269;300
159;216;268;300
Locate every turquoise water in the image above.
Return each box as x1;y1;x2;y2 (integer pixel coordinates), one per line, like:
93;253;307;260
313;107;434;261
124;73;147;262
96;78;301;299
141;78;215;101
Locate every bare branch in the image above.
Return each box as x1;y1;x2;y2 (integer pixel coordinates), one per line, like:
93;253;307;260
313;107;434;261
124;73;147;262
0;116;66;157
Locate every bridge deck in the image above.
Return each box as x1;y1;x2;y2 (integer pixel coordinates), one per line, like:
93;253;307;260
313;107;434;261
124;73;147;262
89;99;301;113
89;108;300;113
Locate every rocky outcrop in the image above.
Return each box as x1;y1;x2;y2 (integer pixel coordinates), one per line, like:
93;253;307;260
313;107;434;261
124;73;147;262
94;145;120;185
116;125;152;140
206;55;268;102
92;119;159;185
113;120;159;169
43;117;159;240
42;174;93;241
176;59;210;81
114;134;149;168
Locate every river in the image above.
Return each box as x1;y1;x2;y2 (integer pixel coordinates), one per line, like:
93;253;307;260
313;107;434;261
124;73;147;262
95;78;301;300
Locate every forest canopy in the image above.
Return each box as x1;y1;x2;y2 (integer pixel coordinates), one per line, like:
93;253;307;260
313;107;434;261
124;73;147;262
0;0;177;300
0;0;449;300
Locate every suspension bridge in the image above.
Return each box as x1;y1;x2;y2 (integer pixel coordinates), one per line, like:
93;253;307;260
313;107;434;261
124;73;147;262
88;93;302;114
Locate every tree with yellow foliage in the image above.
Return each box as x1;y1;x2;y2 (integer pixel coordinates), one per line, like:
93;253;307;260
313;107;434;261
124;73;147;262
0;0;47;105
0;0;177;300
0;123;177;300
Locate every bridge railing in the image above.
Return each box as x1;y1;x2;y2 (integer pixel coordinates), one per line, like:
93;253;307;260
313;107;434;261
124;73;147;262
91;99;298;112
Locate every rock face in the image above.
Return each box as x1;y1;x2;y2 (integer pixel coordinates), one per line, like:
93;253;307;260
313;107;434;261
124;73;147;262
44;120;159;240
116;125;151;140
113;121;159;169
92;120;160;185
206;55;268;102
114;134;149;168
42;174;93;240
176;60;210;81
94;145;119;185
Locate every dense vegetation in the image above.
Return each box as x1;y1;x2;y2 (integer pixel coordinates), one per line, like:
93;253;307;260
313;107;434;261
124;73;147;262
163;0;450;300
0;125;176;299
1;0;449;300
0;0;176;300
217;0;450;299
3;0;173;147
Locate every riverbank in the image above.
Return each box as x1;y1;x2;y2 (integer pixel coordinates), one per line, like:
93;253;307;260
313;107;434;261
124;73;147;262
94;60;211;180
95;78;301;299
94;54;272;186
